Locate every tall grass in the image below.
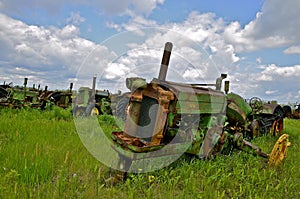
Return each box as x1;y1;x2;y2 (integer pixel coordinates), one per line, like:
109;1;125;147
0;108;299;198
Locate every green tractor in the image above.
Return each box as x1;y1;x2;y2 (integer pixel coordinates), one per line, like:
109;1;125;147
73;76;112;116
42;83;74;109
108;42;290;179
226;94;284;139
0;78;46;109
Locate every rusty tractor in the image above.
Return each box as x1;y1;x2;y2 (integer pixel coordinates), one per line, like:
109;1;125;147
73;76;112;116
40;83;74;109
108;42;290;180
0;78;47;109
282;103;300;119
228;96;285;139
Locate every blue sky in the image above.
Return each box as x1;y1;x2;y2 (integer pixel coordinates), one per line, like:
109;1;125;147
0;0;299;104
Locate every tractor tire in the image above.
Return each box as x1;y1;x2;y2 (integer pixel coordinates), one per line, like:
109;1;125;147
85;104;101;116
250;119;260;138
270;106;284;136
115;97;130;121
72;106;85;116
0;87;8;99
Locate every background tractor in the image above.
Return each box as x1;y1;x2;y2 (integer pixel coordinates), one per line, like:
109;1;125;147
73;76;112;116
0;78;47;109
282;103;300;119
42;83;74;109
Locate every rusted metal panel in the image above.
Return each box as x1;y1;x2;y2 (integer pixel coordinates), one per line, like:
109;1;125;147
262;103;281;115
124;90;143;137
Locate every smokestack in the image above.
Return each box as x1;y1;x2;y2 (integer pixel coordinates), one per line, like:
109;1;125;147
23;78;28;87
69;82;73;92
23;78;28;98
92;75;96;93
158;42;173;81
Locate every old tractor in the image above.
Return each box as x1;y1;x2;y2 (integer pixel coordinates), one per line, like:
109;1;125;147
41;83;74;109
227;95;284;139
0;78;47;109
282;103;300;119
73;76;112;116
108;42;290;179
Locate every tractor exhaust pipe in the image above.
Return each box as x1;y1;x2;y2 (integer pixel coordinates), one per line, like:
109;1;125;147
158;42;173;81
23;78;28;98
90;75;97;104
69;82;73;92
92;75;96;95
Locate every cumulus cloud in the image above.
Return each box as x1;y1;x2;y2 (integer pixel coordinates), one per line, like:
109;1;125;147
108;12;238;75
106;15;158;36
234;63;300;102
0;13;116;88
260;64;300;78
224;0;300;52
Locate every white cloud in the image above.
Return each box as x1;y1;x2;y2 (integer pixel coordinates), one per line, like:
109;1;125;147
234;63;300;103
261;64;300;77
265;90;278;95
106;15;158;36
284;45;300;55
256;57;262;64
105;63;130;80
0;13;116;88
131;0;164;15
66;12;85;25
224;0;300;52
108;12;237;77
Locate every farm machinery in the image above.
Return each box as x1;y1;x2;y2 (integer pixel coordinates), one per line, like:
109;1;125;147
40;83;74;109
0;78;46;109
72;76;112;116
0;78;76;110
282;103;300;119
108;42;290;179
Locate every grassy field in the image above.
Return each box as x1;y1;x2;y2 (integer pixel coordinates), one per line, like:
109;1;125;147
0;108;299;198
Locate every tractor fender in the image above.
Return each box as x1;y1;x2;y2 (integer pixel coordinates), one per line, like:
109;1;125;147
282;105;292;118
261;104;284;117
226;93;252;124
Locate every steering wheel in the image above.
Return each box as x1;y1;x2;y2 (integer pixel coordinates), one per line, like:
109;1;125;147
249;97;263;111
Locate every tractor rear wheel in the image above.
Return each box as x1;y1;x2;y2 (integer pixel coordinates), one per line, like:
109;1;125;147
270;107;284;136
250;119;260;138
115;97;129;121
282;105;292;118
270;118;284;136
85;104;101;116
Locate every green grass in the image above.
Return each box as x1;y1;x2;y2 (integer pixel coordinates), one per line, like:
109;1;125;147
0;108;299;198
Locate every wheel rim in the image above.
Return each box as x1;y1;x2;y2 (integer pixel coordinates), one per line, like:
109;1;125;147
268;134;291;167
270;118;283;136
90;107;100;115
250;120;260;138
